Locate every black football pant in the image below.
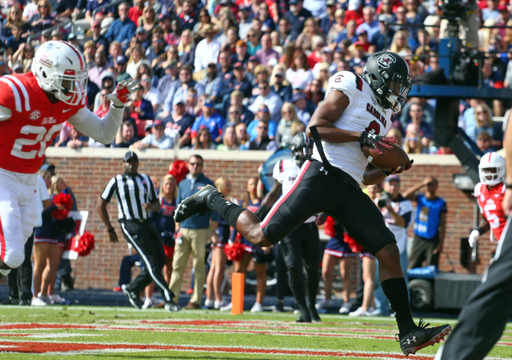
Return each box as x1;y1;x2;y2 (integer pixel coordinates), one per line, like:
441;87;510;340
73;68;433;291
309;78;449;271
274;243;290;301
438;217;512;360
280;222;320;310
261;160;396;254
8;230;34;302
120;220;174;303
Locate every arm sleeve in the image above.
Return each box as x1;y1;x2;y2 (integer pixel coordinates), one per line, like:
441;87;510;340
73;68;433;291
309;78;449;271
194;43;202;71
272;160;284;184
400;199;415;227
163;85;176;113
141;135;152;144
325;71;357;106
38;176;50;202
0;104;11;121
42;204;57;220
160;135;174;149
147;175;158;202
68;105;124;144
100;177;117;202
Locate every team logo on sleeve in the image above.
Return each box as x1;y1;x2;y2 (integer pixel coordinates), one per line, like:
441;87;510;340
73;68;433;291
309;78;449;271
29;110;41;120
334;75;343;82
378;54;396;68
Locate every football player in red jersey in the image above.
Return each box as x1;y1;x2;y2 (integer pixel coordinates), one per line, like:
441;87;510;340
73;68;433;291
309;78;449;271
468;152;507;248
0;41;138;280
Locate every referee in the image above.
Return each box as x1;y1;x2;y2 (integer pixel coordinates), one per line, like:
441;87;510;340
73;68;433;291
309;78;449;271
98;151;180;312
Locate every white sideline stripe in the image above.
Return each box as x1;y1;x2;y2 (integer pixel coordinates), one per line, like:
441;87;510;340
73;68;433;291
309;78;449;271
0;78;21;112
121;223;172;302
4;75;30;112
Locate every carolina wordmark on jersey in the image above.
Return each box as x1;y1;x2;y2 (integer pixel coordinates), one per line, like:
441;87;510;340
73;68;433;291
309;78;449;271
312;71;393;184
0;72;86;174
474;182;507;242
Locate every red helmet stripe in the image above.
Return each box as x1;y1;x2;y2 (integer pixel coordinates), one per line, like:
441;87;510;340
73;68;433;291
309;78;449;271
60;41;83;71
488;153;492;162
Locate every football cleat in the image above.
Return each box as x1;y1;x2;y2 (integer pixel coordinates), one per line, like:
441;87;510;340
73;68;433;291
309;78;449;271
308;305;321;323
399;319;451;356
164;299;181;312
174;185;221;223
121;284;142;309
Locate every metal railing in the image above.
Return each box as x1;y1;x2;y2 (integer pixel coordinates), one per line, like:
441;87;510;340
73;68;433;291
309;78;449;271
93;0;123;18
27;19;72;45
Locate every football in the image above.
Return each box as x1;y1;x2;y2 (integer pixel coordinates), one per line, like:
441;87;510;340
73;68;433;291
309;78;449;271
362;143;411;172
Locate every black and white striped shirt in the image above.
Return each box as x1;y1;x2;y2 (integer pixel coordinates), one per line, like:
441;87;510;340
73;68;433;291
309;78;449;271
101;173;158;221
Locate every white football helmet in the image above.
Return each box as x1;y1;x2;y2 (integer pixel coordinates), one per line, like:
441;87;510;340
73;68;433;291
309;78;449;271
479;152;505;187
32;41;88;106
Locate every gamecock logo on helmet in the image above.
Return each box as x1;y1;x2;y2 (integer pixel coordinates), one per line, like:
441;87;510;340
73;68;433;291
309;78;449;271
378;54;396;68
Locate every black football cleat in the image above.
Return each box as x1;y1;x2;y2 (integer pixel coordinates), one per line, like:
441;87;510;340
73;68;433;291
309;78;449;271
308;305;322;323
174;185;221;223
121;284;142;309
399;319;451;356
164;299;181;312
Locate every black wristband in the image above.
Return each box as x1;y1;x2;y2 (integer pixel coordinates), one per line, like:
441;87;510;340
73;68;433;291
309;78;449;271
475;226;485;235
108;228;115;233
506;183;512;189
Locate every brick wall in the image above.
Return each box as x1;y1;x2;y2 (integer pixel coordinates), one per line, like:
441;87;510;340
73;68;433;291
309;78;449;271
43;149;496;290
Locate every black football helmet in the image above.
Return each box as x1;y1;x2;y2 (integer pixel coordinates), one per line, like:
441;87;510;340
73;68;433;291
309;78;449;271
362;51;412;113
290;132;313;167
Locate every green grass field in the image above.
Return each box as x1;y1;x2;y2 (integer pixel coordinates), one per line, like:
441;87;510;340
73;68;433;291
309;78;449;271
0;306;510;359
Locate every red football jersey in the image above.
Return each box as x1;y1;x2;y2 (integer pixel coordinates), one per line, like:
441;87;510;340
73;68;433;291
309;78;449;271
474;182;507;242
0;72;86;174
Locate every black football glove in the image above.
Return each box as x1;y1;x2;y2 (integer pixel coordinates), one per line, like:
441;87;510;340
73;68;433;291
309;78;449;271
358;131;395;155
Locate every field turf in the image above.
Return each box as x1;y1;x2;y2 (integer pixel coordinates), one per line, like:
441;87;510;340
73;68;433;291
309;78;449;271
0;306;510;359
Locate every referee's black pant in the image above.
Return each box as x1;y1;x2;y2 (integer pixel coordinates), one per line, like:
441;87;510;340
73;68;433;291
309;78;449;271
438;218;512;360
279;222;320;310
120;220;174;303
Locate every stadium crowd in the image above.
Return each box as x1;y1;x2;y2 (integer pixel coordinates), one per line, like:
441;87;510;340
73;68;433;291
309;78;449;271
0;0;508;154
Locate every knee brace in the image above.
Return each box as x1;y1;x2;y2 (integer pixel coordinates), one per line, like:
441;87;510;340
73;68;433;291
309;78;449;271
3;249;25;269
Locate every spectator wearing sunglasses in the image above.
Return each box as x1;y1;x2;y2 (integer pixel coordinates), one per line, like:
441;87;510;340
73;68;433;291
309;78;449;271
191;98;226;144
248;120;278;151
249;80;283;122
407;102;432;149
247;104;277;141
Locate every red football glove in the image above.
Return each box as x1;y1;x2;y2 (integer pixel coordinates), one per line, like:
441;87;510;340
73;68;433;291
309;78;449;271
106;80;139;107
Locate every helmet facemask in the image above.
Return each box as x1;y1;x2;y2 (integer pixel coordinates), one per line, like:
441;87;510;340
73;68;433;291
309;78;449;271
290;132;313;167
478;153;506;187
50;71;88;105
380;73;411;114
479;165;505;187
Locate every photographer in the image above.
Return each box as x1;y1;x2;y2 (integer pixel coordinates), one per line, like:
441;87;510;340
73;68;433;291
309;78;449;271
371;175;414;316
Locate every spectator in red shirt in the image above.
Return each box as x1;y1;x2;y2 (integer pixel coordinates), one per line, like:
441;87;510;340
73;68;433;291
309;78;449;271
376;0;403;14
344;2;364;26
306;36;326;68
95;86;111;118
214;0;240;21
129;0;144;25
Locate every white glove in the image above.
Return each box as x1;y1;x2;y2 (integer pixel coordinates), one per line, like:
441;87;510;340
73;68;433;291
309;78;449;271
468;229;480;248
106;80;140;108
